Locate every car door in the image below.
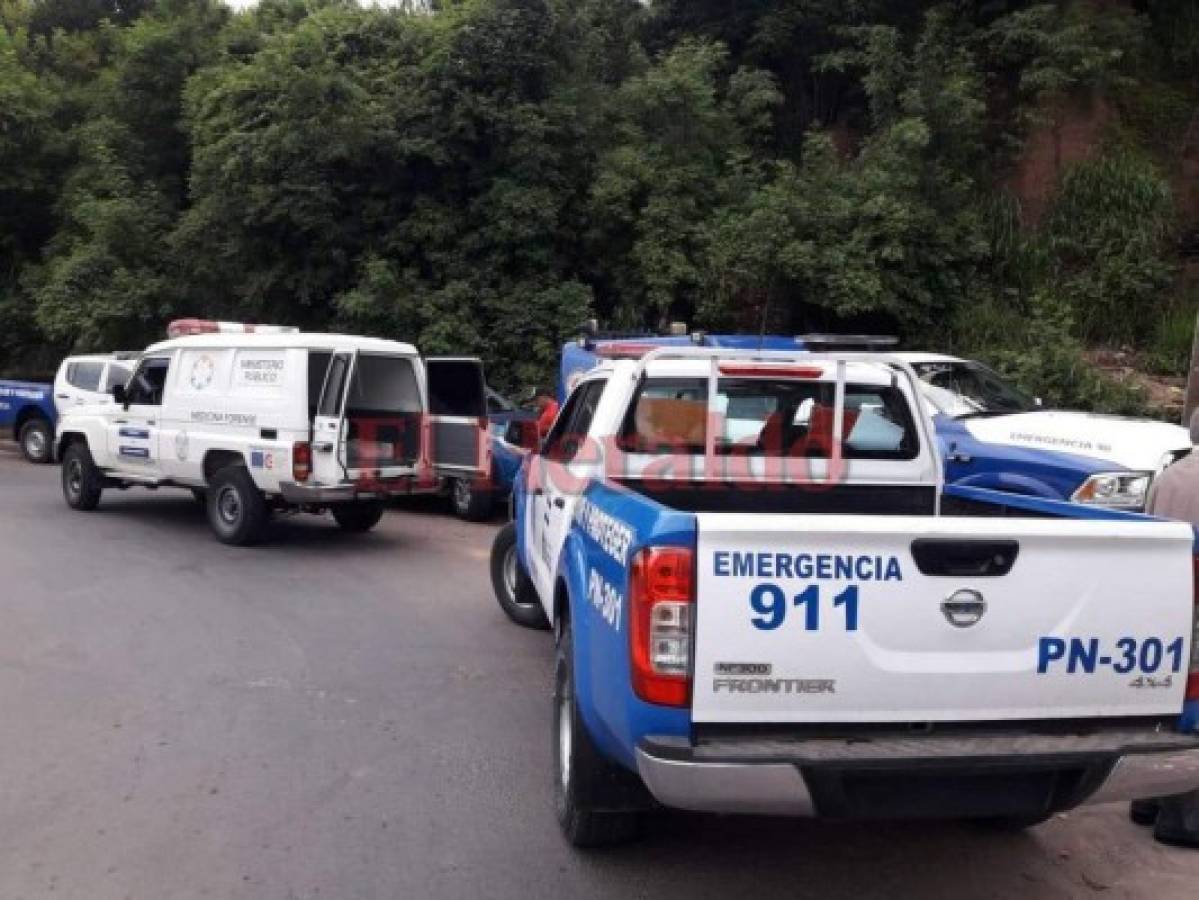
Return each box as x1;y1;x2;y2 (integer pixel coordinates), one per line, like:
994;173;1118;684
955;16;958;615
527;377;607;601
311;351;355;485
56;360;106;411
107;355;171;477
425;357;488;480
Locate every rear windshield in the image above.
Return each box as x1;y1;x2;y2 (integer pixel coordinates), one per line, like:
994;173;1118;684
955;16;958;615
347;355;421;414
621;377;919;460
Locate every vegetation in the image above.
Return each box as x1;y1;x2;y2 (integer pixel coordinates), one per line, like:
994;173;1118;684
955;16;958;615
0;0;1195;407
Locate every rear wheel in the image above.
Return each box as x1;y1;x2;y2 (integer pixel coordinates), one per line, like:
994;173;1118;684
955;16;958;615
207;465;268;545
450;477;493;521
553;620;642;847
490;522;549;629
332;501;385;533
19;417;53;464
61;442;102;511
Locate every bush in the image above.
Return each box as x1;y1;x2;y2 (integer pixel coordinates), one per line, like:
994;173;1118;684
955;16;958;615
1145;300;1196;377
956;291;1149;416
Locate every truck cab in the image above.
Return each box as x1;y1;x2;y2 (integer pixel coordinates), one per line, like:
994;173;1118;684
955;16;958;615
491;346;1199;846
56;325;488;545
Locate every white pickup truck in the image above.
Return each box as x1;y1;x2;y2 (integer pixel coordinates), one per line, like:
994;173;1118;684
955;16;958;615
490;347;1199;846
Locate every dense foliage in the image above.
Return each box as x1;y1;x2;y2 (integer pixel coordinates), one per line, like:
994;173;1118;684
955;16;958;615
0;0;1195;407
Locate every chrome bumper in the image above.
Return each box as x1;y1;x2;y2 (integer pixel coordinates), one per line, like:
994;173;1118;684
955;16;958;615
635;729;1199;818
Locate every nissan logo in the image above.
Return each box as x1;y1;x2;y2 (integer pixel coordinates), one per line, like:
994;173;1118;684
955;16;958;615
941;589;986;628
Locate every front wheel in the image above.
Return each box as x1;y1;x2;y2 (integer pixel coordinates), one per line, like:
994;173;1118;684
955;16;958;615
490;522;549;629
19;417;53;464
207;465;268;545
61;442;102;510
450;477;494;521
553;621;642;847
332;501;385;533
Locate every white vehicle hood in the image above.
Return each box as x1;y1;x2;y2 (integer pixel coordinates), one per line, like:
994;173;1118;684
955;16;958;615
963;410;1191;472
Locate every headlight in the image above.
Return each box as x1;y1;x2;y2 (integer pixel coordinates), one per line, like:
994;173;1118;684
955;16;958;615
1071;471;1152;509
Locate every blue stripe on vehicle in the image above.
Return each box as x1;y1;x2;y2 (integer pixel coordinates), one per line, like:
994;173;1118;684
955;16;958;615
118;446;150;459
118;428;150;439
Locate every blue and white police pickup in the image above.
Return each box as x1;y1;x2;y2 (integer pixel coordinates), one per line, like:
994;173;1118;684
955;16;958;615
489;346;1199;846
899;353;1192;511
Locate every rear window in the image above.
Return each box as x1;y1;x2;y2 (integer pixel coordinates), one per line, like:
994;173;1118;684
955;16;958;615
346;355;421;414
621;377;919;460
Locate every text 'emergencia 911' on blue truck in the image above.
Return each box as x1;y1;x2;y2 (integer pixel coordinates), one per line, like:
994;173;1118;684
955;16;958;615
488;346;1199;847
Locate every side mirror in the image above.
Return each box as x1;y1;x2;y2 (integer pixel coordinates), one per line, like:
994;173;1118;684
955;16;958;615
505;419;540;451
111;383;126;406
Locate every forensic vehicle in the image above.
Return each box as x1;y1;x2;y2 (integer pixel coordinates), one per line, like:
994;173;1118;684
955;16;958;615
489;345;1199;846
55;320;488;545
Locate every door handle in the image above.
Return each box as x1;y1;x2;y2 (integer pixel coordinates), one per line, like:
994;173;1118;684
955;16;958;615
314;442;334;453
56;393;69;399
552;497;565;509
113;419;128;425
948;452;973;465
147;420;156;426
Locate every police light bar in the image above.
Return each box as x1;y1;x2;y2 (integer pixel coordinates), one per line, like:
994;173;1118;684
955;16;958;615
799;334;898;351
167;319;300;339
594;342;657;359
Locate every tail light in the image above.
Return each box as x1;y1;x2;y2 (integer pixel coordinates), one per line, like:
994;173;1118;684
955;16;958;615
629;547;694;707
1187;554;1199;701
293;441;312;482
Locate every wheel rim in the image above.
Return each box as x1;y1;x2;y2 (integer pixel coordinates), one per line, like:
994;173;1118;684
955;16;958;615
557;684;573;792
217;485;241;526
503;545;518;599
453;478;471;512
26;428;46;459
66;459;82;498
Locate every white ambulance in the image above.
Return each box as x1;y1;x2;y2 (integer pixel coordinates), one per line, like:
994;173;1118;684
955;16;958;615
55;321;488;544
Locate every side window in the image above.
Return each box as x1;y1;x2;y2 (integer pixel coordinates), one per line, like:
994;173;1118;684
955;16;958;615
125;357;171;406
542;379;606;463
103;363;131;393
68;362;104;392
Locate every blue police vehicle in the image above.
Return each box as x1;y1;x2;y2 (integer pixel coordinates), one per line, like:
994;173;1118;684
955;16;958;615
0;377;56;463
488;343;1199;846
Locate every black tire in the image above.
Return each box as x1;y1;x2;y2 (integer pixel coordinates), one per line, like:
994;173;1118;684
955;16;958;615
450;477;494;521
490;522;549;629
332;501;385;533
61;442;102;511
206;465;268;546
19;417;53;464
553;620;642;847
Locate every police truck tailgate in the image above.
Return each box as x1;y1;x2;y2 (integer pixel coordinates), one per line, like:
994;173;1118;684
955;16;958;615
692;513;1196;724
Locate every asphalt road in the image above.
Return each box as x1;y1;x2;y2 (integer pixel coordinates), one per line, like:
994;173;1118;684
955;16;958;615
1;447;1197;899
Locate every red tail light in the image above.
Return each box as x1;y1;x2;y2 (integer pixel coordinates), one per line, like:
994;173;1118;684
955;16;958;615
1187;554;1199;701
293;442;312;482
629;547;694;707
717;363;825;379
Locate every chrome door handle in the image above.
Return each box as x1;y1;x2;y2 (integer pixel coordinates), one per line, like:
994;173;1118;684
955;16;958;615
948;452;973;464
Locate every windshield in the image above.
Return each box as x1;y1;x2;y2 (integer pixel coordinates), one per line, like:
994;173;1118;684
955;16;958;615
911;361;1036;417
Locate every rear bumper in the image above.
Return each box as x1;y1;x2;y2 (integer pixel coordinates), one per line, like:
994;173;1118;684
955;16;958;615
277;479;427;505
635;729;1199;819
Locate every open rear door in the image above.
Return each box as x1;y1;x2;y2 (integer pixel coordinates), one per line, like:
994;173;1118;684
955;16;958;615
311;350;355;484
425;357;488;478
